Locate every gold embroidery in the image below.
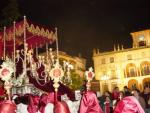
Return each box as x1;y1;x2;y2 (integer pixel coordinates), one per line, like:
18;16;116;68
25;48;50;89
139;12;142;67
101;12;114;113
2;20;56;42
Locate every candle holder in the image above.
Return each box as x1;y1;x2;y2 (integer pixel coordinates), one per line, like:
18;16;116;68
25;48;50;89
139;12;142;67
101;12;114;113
49;59;64;102
85;67;95;91
49;59;64;91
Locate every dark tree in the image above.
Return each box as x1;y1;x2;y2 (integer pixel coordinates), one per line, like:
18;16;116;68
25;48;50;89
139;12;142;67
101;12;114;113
0;0;21;29
69;70;84;90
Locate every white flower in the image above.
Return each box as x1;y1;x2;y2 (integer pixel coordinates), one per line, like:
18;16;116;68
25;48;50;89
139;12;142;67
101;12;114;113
0;59;14;82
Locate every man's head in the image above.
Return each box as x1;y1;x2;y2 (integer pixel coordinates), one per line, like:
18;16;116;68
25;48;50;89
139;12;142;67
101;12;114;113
143;86;149;93
124;86;128;91
132;89;140;99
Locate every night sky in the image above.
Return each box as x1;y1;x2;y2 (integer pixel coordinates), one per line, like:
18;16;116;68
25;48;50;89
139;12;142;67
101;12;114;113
1;0;150;67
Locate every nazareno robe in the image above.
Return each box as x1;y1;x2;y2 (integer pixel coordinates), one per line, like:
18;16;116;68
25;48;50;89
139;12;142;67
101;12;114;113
79;90;103;113
114;96;145;113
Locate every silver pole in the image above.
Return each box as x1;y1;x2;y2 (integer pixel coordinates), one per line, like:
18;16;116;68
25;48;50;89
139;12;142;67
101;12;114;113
13;21;16;78
3;27;6;60
55;28;59;59
46;43;48;61
23;16;27;79
36;43;38;58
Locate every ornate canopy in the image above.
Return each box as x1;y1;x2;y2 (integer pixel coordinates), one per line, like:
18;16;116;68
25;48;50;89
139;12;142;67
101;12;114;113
0;19;57;57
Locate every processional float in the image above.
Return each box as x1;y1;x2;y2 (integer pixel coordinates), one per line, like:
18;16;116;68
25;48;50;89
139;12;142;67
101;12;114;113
0;16;73;102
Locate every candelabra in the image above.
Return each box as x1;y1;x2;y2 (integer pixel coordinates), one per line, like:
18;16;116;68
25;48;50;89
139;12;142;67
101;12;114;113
8;17;73;88
1;16;74;103
12;43;73;88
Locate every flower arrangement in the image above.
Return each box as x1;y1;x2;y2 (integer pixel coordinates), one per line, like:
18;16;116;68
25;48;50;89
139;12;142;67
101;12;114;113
0;58;14;82
0;58;15;100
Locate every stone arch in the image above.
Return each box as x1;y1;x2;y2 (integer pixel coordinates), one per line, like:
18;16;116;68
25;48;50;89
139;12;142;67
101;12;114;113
128;79;138;90
142;77;150;89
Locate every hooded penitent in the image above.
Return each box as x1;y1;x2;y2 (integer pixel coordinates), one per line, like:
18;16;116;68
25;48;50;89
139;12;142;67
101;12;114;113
27;95;40;113
54;101;70;113
79;91;103;113
114;96;145;113
39;92;54;113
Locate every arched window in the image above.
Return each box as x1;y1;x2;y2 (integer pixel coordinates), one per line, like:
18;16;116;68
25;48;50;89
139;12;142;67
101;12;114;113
140;61;150;76
126;63;137;77
139;41;146;46
138;34;146;46
143;65;150;75
143;78;150;89
128;79;138;90
110;57;114;63
144;82;150;88
129;67;136;77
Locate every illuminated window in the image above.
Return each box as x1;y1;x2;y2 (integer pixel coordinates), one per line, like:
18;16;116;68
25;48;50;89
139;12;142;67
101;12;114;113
101;58;106;64
142;65;150;75
111;70;117;79
139;41;146;46
129;67;136;77
127;55;132;60
138;34;146;46
139;34;145;41
144;82;150;88
110;57;114;63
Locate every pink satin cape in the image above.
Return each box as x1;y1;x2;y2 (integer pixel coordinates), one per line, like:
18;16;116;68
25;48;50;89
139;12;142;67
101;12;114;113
27;95;40;113
54;101;70;113
0;100;16;113
39;92;54;113
79;91;103;113
114;96;145;113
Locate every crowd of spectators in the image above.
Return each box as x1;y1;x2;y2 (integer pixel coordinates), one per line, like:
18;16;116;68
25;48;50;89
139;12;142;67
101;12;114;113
97;86;150;113
0;79;150;113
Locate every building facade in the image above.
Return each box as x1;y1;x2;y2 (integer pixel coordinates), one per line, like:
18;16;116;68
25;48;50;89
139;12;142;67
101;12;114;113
57;51;86;77
93;29;150;94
